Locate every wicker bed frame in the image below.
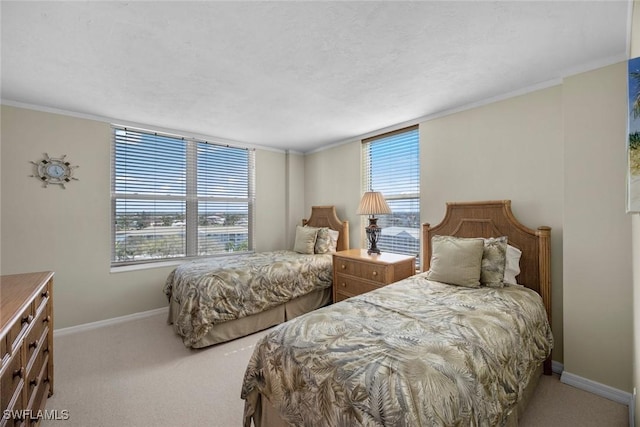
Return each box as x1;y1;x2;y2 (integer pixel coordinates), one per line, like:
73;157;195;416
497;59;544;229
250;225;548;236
250;200;552;427
422;199;552;374
167;205;349;348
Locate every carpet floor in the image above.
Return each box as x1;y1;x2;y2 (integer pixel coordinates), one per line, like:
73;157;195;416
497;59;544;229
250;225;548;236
41;311;629;427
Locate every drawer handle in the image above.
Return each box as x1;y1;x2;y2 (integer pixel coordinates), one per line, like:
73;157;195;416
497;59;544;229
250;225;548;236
41;290;50;298
43;315;51;324
13;367;24;379
28;340;38;350
372;271;378;277
341;282;346;287
30;377;39;387
21;314;33;325
341;264;346;269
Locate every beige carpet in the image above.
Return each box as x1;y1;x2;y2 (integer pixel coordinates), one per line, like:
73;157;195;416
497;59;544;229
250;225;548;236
42;311;629;427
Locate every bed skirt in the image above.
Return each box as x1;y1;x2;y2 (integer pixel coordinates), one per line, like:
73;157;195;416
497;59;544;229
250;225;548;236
168;287;332;348
249;363;544;427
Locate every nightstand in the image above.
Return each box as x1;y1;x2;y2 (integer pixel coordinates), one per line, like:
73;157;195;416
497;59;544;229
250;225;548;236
333;249;415;303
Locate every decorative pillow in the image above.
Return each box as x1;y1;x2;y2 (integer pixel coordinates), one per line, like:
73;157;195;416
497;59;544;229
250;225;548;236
504;244;522;285
481;237;508;288
426;235;485;287
319;228;340;253
293;225;319;254
314;228;331;253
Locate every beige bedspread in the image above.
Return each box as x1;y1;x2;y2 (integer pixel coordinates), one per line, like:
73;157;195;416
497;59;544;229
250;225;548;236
241;273;553;427
163;250;333;347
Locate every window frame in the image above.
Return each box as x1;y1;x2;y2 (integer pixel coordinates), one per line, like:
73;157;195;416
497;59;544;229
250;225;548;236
110;126;255;268
361;125;420;264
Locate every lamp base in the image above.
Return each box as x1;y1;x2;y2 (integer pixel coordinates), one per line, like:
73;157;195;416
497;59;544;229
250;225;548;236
365;216;382;255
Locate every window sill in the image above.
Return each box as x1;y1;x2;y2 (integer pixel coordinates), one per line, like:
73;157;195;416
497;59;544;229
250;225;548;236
109;251;256;274
110;260;184;274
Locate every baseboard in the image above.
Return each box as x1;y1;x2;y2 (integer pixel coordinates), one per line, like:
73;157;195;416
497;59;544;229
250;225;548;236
552;360;564;375
560;370;632;408
54;306;169;337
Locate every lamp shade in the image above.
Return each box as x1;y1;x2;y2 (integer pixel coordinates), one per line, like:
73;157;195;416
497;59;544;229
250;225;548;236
356;191;392;216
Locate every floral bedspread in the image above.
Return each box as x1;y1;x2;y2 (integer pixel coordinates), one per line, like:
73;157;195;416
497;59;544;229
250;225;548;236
163;250;332;347
241;273;553;427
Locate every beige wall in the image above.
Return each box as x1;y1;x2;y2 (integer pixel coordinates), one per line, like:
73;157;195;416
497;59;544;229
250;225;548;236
285;151;306;250
563;62;632;392
420;86;565;362
304;141;362;250
304;64;633;392
0;105;289;328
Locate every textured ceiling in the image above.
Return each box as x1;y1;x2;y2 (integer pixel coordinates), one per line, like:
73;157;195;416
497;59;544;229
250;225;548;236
1;1;630;153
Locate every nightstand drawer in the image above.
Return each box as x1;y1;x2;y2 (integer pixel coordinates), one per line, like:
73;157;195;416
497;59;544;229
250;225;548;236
335;259;359;276
335;259;388;284
359;263;388;284
335;275;380;298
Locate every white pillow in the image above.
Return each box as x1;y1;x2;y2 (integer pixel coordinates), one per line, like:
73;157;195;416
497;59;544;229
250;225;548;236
503;244;522;285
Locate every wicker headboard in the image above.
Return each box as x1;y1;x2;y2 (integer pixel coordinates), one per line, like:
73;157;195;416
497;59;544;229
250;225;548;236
302;206;350;252
422;200;551;320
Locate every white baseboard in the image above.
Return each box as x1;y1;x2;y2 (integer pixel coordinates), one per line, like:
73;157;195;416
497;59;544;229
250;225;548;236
54;306;169;337
552;360;564;375
560;369;634;427
560;370;632;407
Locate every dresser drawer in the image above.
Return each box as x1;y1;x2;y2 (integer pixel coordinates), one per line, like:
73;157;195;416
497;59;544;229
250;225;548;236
1;351;24;412
7;306;34;353
1;333;8;367
24;311;48;368
33;286;50;316
26;351;49;414
0;382;25;427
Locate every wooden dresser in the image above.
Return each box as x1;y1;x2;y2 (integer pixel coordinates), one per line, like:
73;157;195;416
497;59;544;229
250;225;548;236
333;249;415;303
1;272;54;427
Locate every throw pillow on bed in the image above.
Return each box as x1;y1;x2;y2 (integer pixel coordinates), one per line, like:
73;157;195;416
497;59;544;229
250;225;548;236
294;225;319;254
426;235;485;287
315;228;340;254
481;236;508;288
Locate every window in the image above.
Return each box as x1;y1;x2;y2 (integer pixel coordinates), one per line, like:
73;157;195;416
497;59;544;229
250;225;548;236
111;126;255;266
362;125;420;263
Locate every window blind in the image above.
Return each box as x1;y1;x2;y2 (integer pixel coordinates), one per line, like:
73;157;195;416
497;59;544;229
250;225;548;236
111;126;254;266
362;125;420;262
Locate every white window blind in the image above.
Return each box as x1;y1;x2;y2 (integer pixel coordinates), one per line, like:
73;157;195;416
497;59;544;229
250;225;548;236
111;126;255;266
362;125;420;263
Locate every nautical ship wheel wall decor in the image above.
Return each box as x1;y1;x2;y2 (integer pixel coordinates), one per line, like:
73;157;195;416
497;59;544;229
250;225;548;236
30;153;79;189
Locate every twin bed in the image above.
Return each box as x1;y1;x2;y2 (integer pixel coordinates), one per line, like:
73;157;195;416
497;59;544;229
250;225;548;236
164;206;349;348
240;200;553;427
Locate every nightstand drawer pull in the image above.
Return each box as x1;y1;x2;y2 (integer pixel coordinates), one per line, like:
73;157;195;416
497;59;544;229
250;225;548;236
341;264;346;269
341;282;346;287
372;271;378;276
